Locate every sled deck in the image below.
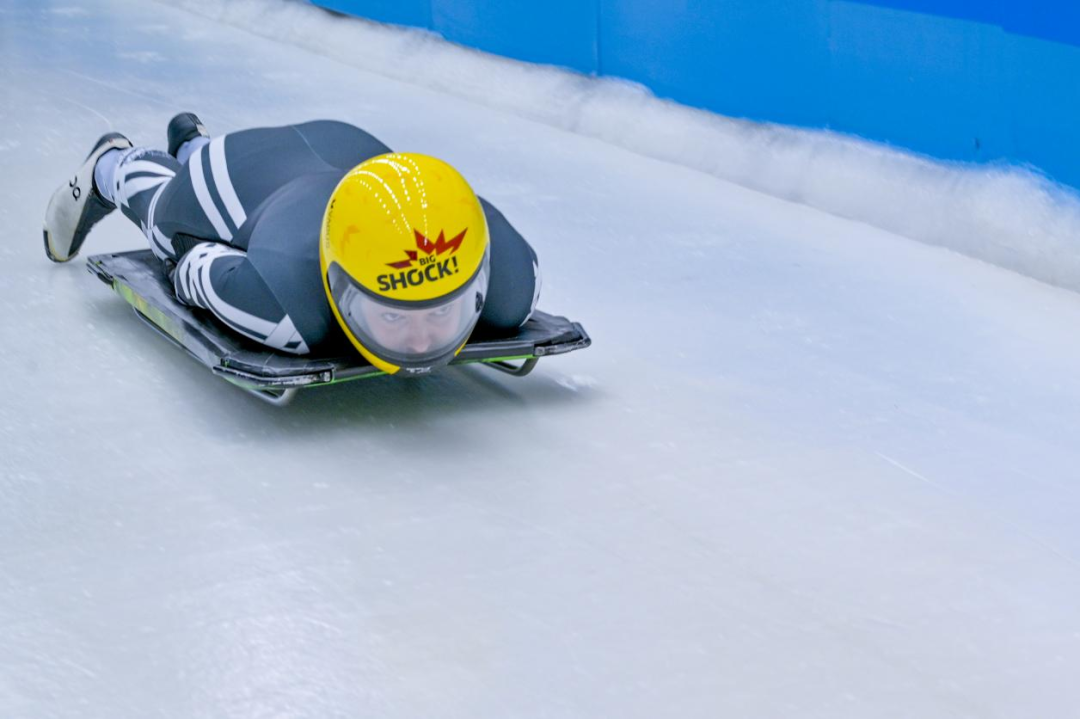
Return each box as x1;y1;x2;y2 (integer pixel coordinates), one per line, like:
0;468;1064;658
87;250;591;405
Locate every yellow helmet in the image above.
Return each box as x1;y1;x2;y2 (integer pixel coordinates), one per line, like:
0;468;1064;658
320;153;490;375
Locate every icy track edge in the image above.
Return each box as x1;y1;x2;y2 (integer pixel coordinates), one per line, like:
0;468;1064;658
162;0;1080;295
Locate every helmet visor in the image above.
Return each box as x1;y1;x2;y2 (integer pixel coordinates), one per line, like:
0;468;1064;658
328;259;487;371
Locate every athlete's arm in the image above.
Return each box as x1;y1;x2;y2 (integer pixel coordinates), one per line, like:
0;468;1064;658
478;198;542;330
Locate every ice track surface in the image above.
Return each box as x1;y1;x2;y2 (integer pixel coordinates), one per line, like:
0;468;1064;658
3;2;1080;717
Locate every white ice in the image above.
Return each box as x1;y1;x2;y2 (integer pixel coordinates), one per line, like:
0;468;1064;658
2;1;1080;718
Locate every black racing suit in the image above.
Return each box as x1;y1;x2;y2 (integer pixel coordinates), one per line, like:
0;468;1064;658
112;120;541;354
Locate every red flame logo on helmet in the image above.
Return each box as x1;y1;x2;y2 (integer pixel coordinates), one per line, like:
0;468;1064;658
386;229;467;269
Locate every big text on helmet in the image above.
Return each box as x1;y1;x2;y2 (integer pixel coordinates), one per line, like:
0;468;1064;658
377;229;465;292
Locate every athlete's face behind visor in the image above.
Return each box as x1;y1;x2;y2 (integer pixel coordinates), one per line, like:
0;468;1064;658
361;295;469;355
328;261;487;373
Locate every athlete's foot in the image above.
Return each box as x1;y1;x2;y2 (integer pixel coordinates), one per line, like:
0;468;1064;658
42;132;132;263
167;112;209;162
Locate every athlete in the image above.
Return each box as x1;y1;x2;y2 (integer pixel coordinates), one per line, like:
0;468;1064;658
42;114;541;375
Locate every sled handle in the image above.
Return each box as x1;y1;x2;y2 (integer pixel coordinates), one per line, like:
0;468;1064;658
484;357;539;377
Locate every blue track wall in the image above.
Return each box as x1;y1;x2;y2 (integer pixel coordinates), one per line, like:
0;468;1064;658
313;0;1080;189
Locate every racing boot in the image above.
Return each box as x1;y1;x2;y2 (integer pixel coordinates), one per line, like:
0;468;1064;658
166;111;209;160
43;132;132;263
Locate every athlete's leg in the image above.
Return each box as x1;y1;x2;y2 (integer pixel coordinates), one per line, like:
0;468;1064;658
95;143;302;352
92;140;238;264
98;121;369;355
51;118;388;266
173;242;311;355
107;127;309;262
478;198;541;331
100;147;183;260
103;146;312;354
138;121;387;257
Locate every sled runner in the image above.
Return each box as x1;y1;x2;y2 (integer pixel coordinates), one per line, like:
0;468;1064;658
87;250;591;405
